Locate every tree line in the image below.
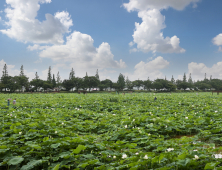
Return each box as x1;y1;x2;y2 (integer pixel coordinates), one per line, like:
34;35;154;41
1;64;222;92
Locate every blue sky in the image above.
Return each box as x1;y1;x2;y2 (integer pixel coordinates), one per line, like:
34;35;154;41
0;0;222;81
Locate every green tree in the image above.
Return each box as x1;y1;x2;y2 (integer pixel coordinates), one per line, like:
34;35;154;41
73;77;83;91
171;75;175;84
117;73;125;91
95;69;99;80
35;72;39;79
47;66;52;83
99;79;113;91
56;72;62;89
20;65;24;76
144;78;152;91
125;77;134;90
18;65;29;92
69;68;75;80
183;73;187;82
52;74;56;88
43;81;52;91
132;79;143;90
177;82;190;91
2;64;8;77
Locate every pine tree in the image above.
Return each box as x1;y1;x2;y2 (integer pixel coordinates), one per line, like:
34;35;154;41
204;73;207;80
183;73;187;82
69;68;75;80
52;74;56;88
2;64;8;77
210;75;212;81
188;73;193;84
35;72;39;79
95;69;99;80
47;66;52;83
165;76;166;80
171;75;175;84
86;72;88;77
56;72;61;85
20;65;24;76
117;73;125;90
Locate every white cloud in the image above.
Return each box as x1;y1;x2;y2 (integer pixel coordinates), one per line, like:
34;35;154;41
123;0;199;54
0;0;72;44
188;62;222;80
38;31;126;76
27;44;48;51
131;9;185;53
126;56;169;80
123;0;200;12
212;34;222;51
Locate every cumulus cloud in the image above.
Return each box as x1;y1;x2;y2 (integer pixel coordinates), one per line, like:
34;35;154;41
123;0;199;54
132;9;185;53
188;62;222;80
126;56;169;80
0;59;35;79
212;34;222;51
37;31;126;75
123;0;200;11
0;0;72;44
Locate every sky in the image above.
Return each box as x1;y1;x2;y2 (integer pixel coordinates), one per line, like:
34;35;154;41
0;0;222;82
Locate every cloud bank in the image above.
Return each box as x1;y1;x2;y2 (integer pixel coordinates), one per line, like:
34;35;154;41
124;0;200;54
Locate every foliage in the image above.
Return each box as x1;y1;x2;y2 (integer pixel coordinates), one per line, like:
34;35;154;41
0;93;222;169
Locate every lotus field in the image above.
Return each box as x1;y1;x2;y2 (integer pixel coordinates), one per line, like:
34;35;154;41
1;92;222;170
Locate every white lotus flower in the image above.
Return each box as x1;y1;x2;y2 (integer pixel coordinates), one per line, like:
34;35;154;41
7;114;9;116
55;131;57;134
194;155;199;160
144;155;148;159
13;111;14;112
133;119;135;121
19;132;22;135
14;116;16;118
122;154;127;159
125;125;127;128
62;122;64;125
215;111;218;113
193;150;198;151
214;154;222;159
166;126;167;128
148;133;151;136
113;156;116;159
167;148;174;152
135;152;139;155
185;117;188;119
113;114;116;115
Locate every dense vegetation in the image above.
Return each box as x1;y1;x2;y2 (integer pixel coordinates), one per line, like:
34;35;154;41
1;64;222;92
0;92;222;169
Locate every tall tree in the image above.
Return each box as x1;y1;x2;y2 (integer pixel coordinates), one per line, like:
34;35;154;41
183;73;187;82
2;64;8;77
86;72;88;77
69;68;75;80
188;73;193;84
117;73;125;91
95;69;99;80
52;74;56;88
47;66;52;83
56;72;62;89
125;76;133;90
20;65;24;76
171;75;175;84
204;73;207;80
35;72;39;79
